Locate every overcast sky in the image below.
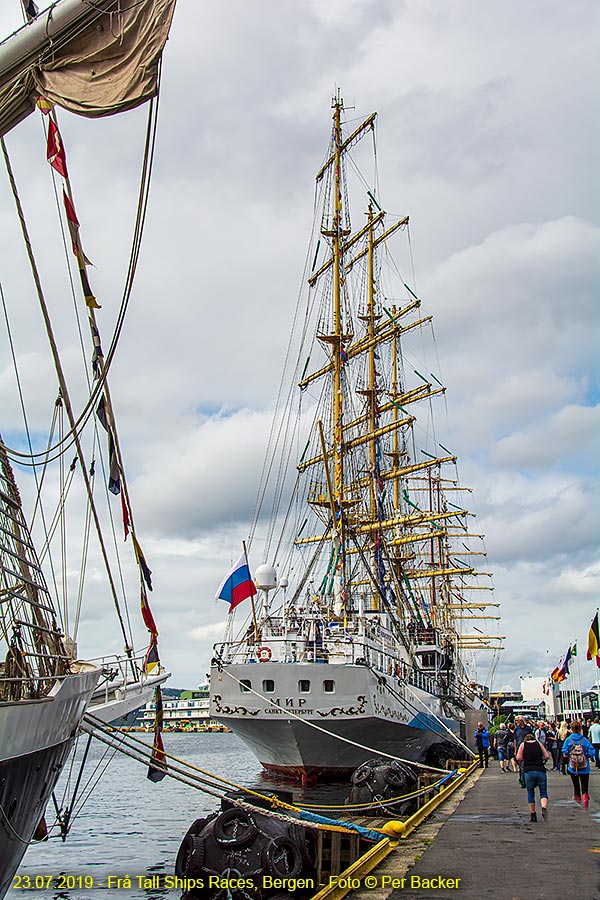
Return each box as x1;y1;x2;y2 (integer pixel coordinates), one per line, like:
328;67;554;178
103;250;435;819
0;0;598;696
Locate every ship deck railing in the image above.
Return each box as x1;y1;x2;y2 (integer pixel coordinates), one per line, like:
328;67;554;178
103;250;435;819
213;637;466;702
88;650;154;702
0;668;82;701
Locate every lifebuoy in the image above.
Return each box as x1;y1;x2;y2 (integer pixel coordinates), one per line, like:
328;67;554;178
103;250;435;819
257;646;272;662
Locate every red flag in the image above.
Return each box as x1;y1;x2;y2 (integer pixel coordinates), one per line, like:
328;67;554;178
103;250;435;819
147;686;167;783
62;190;92;264
140;582;158;638
120;491;130;541
62;190;100;308
46;119;68;178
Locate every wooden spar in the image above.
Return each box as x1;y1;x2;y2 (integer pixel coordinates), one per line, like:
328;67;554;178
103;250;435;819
317;420;337;529
315;111;377;182
300;314;432;391
308;213;408;286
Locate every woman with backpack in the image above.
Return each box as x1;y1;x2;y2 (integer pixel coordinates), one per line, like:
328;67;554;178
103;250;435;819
561;720;595;808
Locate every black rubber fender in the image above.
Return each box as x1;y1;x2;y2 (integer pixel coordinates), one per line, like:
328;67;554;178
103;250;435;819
212;807;258;848
385;767;406;788
261;835;303;879
175;833;205;876
351;764;373;785
288;823;317;870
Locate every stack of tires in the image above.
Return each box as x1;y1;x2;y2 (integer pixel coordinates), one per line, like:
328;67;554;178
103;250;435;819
175;804;317;900
424;741;463;769
346;757;418;817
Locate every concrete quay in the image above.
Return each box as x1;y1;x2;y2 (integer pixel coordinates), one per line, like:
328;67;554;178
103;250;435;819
350;765;599;900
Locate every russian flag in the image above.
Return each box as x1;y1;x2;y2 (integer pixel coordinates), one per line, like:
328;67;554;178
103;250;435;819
216;552;257;613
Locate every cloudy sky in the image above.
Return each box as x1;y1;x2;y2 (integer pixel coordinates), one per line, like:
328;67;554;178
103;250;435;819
0;0;598;696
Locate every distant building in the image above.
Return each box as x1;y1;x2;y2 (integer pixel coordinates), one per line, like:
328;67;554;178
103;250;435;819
489;691;522;718
141;683;227;731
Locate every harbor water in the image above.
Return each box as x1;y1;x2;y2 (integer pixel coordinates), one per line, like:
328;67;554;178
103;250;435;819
8;732;346;899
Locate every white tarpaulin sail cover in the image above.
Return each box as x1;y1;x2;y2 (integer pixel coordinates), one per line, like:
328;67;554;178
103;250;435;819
0;0;176;137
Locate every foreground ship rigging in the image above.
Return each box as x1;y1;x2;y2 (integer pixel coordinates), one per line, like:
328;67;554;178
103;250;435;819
0;0;175;892
210;94;503;785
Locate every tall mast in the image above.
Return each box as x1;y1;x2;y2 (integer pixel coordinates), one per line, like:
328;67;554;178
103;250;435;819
357;202;380;609
331;94;344;550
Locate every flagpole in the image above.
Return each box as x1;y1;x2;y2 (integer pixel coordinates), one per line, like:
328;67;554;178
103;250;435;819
243;541;260;642
575;644;584;718
594;609;600;711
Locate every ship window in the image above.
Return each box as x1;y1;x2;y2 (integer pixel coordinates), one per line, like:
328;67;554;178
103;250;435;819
299;680;311;693
240;680;251;693
262;679;275;693
323;680;335;693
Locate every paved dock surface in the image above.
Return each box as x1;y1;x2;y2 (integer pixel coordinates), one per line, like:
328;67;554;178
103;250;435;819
354;765;599;900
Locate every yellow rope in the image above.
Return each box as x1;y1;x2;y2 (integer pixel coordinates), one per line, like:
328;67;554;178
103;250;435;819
293;776;447;811
87;715;455;817
87;714;301;809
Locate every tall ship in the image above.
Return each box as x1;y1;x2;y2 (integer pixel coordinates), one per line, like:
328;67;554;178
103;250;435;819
0;0;175;891
210;94;502;785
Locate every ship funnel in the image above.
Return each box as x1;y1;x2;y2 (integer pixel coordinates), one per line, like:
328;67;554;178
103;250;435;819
254;565;278;591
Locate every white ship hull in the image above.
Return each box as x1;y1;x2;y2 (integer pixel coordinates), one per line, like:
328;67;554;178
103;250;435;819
0;665;100;898
210;660;466;785
89;669;171;723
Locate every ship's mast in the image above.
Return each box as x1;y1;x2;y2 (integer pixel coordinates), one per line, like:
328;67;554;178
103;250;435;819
331;94;344;553
357;203;381;610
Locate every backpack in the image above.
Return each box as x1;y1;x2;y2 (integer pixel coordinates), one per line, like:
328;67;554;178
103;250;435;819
569;741;587;772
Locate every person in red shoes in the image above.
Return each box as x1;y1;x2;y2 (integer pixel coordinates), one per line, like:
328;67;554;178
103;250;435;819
561;720;595;808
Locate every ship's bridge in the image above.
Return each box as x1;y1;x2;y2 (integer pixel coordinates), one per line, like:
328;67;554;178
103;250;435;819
410;626;453;673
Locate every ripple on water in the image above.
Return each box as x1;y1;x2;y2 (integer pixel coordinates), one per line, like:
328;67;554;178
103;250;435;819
8;732;350;900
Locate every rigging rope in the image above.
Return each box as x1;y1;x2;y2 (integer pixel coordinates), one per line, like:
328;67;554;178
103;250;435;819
1;135;132;651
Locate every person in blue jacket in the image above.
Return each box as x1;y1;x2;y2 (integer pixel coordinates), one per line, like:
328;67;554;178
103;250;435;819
474;721;490;768
562;720;595;808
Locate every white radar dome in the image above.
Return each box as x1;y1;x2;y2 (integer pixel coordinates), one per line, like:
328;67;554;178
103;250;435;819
279;577;289;589
254;565;278;591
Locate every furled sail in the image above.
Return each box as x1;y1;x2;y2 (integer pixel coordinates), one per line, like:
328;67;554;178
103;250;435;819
0;0;176;138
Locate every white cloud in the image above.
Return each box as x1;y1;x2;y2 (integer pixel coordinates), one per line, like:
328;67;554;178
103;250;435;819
0;0;598;694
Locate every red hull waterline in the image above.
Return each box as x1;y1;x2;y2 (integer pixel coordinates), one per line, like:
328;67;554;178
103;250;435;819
262;762;355;787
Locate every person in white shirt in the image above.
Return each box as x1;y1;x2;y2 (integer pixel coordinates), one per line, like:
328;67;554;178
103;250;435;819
589;717;600;770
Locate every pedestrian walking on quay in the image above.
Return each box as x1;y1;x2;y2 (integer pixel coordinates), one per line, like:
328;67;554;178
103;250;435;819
589;717;600;770
494;723;511;772
562;720;596;809
557;720;570;774
546;721;559;770
506;721;518;773
474;721;490;768
515;716;533;787
516;733;551;822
